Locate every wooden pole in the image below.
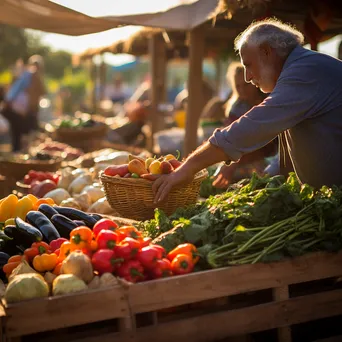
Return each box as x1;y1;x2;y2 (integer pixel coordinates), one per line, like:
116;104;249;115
215;57;222;95
148;34;167;152
99;56;106;102
91;59;98;114
184;26;205;156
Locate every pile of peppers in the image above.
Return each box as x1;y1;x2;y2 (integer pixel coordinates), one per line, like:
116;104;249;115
0;194;55;227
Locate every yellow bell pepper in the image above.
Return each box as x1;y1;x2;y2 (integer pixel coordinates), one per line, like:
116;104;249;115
14;196;34;220
27;194;38;206
4;218;15;227
33;253;58;272
0;194;18;222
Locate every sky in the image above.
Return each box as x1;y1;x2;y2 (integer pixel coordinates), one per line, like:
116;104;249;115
35;0;342;66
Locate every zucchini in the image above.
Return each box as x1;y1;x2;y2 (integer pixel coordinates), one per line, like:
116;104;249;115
26;211;60;243
50;214;78;239
53;207;97;228
14;218;43;246
38;204;59;219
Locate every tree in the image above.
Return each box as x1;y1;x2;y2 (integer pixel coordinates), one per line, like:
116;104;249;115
44;50;72;79
0;24;28;71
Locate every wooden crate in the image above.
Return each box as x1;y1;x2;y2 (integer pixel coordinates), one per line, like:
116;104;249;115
75;251;342;342
1;252;342;342
0;285;131;342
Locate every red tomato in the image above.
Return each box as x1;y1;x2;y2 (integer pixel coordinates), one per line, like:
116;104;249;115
24;174;31;185
93;219;119;237
36;171;47;181
28;170;38;179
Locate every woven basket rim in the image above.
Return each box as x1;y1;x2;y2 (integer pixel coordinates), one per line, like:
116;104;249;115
100;169;208;187
0;158;63;166
56;122;107;133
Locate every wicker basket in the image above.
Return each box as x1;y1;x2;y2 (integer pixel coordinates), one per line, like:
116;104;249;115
55;123;108;145
0;158;62;182
100;170;208;221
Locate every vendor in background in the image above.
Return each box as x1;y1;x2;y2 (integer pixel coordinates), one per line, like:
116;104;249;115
105;75;126;104
2;55;46;151
212;62;278;188
149;18;342;203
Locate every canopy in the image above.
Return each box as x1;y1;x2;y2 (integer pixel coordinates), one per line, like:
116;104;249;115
52;0;220;31
0;0;118;35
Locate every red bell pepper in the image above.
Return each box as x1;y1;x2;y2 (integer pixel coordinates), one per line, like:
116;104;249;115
140;237;152;247
50;238;68;252
151;258;172;279
96;229;119;250
150;244;166;259
93;219;118;237
136;246;161;270
24;241;51;262
91;249;122;275
114;237;140;261
116;260;144;283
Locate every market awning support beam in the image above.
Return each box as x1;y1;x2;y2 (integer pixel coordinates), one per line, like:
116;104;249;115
184;25;205;156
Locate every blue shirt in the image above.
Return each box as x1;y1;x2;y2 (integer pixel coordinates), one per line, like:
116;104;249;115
6;71;32;102
209;45;342;188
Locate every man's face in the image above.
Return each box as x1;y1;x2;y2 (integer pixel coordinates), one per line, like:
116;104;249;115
240;44;279;93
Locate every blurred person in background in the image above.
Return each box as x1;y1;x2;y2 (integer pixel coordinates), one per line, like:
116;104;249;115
105;74;126;104
2;55;46;151
213;62;278;188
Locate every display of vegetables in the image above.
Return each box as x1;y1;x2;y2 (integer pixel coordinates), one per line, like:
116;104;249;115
0;201;197;303
141;172;342;269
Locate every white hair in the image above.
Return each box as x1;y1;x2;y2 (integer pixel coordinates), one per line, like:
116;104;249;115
235;18;304;57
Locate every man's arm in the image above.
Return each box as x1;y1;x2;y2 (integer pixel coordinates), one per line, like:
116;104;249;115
152;67;319;203
150;142;230;203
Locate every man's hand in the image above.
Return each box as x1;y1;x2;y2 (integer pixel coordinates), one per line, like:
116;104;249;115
146;141;231;203
212;164;236;189
150;168;195;203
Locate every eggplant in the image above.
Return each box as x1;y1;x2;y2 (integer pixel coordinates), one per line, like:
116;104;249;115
50;214;78;238
14;218;43;247
53;207;97;228
26;211;60;243
89;213;103;222
0;239;24;256
73;220;86;227
0;252;10;265
38;204;59;219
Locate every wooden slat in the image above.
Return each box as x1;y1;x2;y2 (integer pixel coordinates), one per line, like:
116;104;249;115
273;286;292;342
129;251;342;313
69;289;342;342
4;286;128;337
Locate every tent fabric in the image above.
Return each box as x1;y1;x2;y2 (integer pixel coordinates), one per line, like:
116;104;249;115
0;0;117;35
100;0;220;30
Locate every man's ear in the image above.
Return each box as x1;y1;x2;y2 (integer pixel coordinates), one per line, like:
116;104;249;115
259;42;272;59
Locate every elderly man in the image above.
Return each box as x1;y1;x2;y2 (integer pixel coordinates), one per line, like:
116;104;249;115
148;18;342;203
